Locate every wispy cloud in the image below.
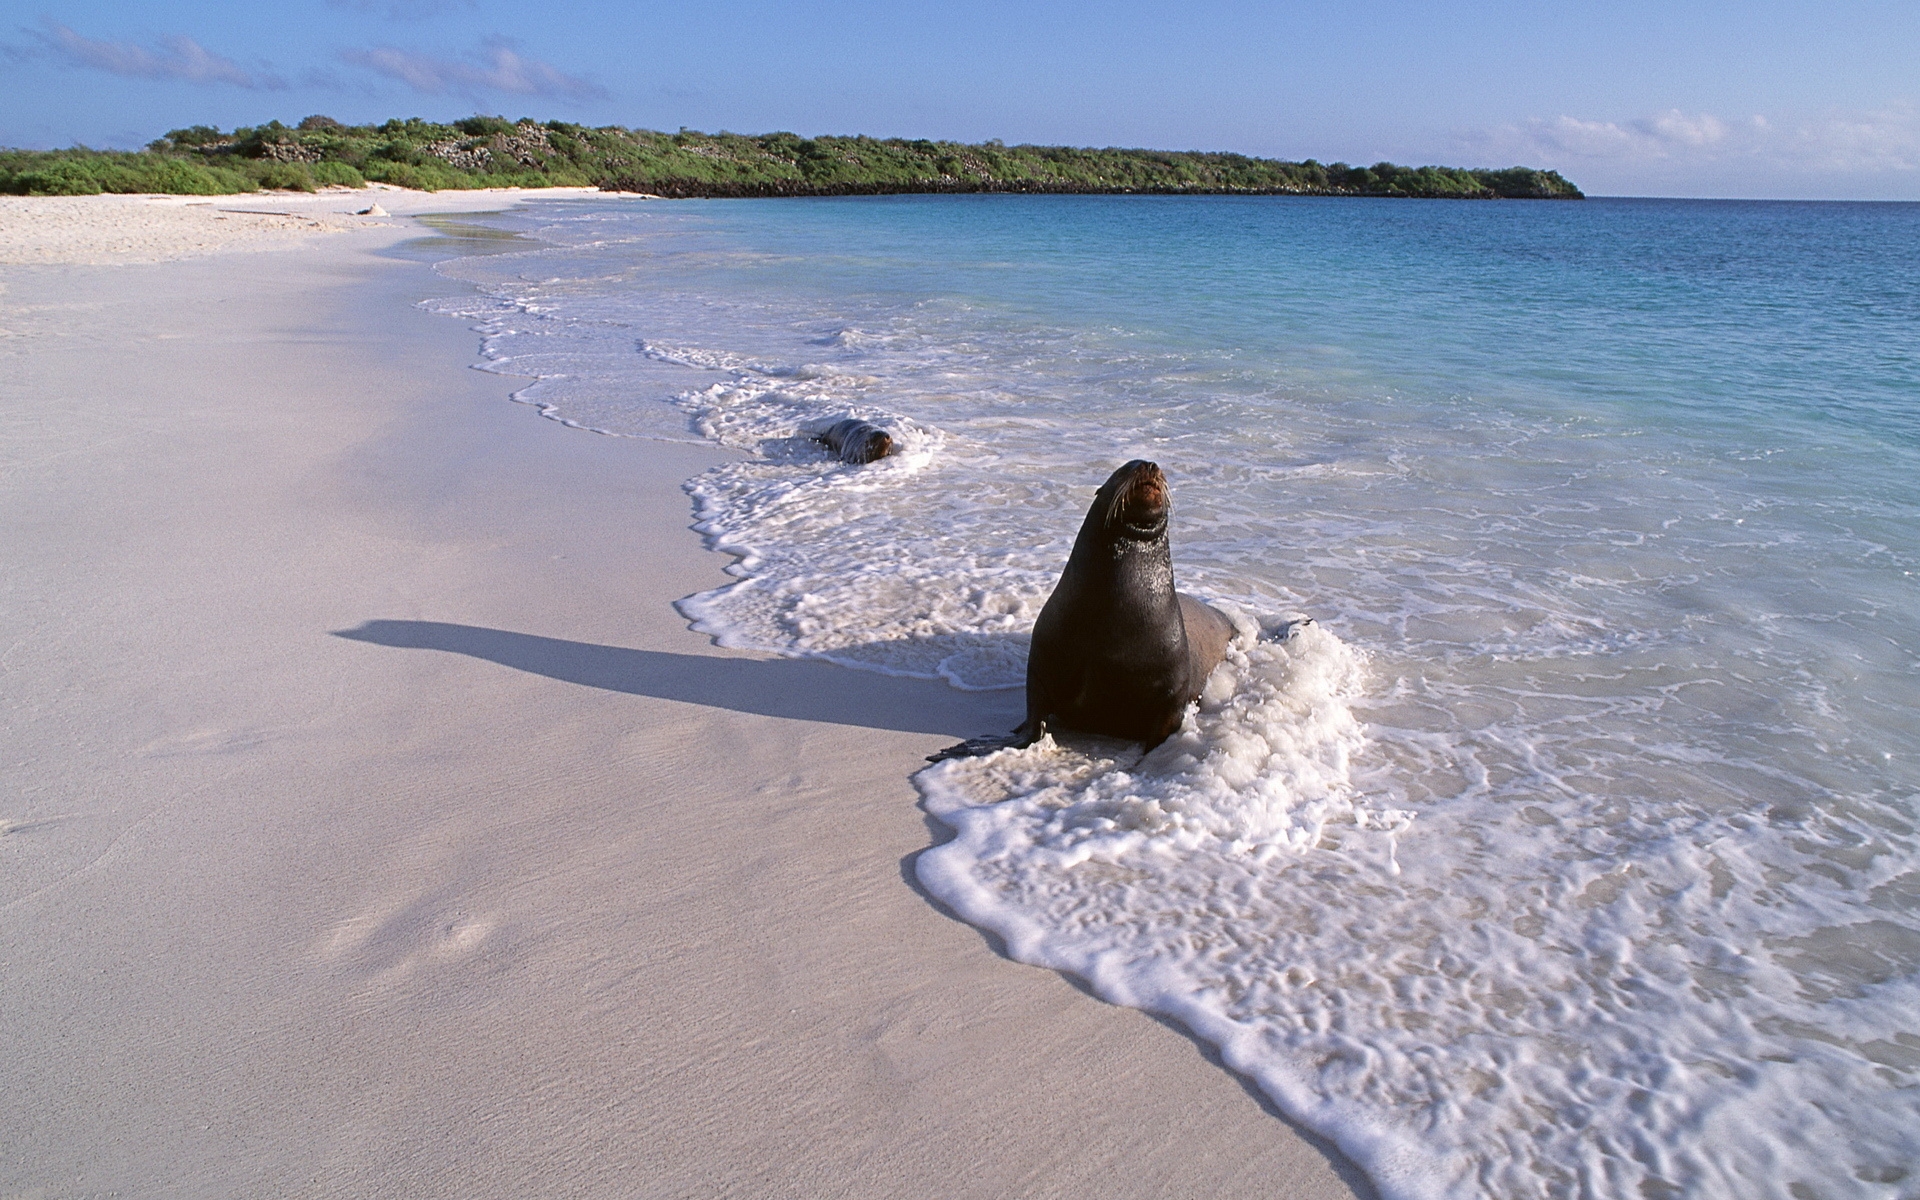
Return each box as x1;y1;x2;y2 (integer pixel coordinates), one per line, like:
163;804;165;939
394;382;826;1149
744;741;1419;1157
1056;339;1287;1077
340;38;605;100
1467;105;1920;176
32;21;285;89
325;0;476;22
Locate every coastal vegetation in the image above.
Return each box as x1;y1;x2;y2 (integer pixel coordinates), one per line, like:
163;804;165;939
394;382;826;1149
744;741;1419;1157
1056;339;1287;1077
1;115;1584;200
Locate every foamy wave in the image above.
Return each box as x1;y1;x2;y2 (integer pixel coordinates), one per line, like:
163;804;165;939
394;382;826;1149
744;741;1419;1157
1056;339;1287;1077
916;617;1920;1200
917;618;1378;873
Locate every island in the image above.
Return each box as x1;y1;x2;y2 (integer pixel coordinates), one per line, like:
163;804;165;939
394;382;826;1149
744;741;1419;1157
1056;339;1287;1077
2;115;1583;200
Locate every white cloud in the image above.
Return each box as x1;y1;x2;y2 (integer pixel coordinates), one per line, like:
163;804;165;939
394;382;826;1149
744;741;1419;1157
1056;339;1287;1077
340;38;605;100
33;21;285;89
1637;110;1730;148
1468;105;1920;176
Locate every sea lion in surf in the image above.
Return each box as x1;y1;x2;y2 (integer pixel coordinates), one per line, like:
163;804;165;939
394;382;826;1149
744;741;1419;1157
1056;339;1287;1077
817;418;894;464
932;460;1236;760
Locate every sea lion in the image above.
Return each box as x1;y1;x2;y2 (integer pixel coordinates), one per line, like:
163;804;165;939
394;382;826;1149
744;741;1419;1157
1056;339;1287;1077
932;460;1235;759
817;418;894;464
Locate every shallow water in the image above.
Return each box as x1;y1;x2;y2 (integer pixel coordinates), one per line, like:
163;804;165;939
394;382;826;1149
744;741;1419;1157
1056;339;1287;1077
430;194;1920;1200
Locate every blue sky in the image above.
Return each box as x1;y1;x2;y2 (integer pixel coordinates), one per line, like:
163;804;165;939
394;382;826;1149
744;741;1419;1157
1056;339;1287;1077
4;0;1916;198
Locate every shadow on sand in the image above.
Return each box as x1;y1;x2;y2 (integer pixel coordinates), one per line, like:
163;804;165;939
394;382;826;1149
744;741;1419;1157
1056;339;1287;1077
331;618;999;737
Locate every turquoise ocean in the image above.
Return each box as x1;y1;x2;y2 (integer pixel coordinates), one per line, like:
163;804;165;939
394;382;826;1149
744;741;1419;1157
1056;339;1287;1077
430;195;1920;1199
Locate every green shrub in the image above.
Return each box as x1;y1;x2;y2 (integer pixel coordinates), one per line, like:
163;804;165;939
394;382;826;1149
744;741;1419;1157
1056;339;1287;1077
19;160;102;195
161;125;227;147
1;118;1584;200
454;115;514;137
249;161;317;191
148;159;251;194
309;160;366;187
361;159;471;191
79;160;144;192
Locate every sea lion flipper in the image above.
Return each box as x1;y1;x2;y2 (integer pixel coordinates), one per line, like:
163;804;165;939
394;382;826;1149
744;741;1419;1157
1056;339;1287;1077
925;718;1046;763
1178;592;1235;692
924;732;1016;763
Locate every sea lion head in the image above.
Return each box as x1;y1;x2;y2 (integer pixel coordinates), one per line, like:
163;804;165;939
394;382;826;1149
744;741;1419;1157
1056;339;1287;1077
818;418;895;464
1097;459;1170;541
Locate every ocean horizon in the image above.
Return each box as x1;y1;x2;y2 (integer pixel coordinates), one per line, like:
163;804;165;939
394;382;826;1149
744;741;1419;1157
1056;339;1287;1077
425;192;1920;1200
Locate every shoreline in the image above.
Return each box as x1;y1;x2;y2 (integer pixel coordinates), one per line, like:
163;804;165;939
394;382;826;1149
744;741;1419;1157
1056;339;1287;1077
0;183;608;264
1;197;1369;1197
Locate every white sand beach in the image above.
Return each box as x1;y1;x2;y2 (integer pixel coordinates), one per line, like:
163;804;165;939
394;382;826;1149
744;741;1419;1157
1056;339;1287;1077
0;191;1368;1198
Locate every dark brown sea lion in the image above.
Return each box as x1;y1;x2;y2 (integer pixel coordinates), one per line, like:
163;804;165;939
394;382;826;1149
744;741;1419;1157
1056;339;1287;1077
817;418;894;464
932;460;1235;760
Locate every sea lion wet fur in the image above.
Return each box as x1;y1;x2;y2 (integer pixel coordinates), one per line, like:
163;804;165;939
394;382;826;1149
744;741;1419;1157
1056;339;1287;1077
933;460;1234;759
817;418;894;464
